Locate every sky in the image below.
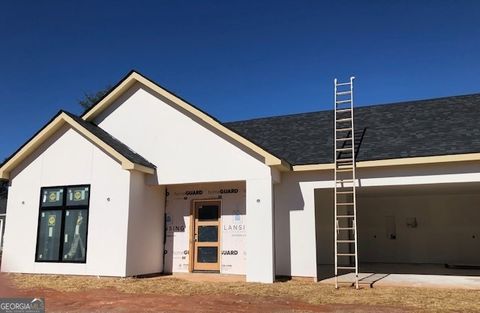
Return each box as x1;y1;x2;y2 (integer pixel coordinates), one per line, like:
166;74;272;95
1;0;480;161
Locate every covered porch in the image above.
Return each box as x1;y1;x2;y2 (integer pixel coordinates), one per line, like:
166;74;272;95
162;176;276;283
163;181;247;275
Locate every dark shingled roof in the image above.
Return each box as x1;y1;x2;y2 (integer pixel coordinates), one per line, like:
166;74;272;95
225;93;480;165
63;111;156;169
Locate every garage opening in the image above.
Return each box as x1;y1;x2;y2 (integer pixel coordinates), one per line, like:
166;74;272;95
315;183;480;283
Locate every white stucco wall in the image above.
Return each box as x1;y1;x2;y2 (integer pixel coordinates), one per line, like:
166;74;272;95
275;161;480;279
164;181;246;275
91;83;275;282
246;177;275;282
274;171;325;278
126;172;165;276
1;125;131;276
93;83;271;185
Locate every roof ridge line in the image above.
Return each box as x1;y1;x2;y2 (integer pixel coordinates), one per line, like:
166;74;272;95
225;92;480;124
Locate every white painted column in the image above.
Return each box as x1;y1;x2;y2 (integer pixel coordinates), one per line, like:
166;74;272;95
246;177;274;283
291;184;318;278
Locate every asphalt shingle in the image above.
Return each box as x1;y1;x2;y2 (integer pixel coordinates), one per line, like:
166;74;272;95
225;93;480;165
64;111;156;169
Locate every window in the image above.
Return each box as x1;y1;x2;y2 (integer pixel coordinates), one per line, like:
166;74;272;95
35;185;90;263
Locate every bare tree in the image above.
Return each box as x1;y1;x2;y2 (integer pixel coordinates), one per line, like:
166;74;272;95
79;86;112;110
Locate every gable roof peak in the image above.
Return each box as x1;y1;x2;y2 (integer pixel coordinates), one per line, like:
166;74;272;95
0;110;155;180
80;70;289;170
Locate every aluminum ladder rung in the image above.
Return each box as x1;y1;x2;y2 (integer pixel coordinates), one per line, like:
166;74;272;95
337;215;355;218
336;202;354;206
336;108;352;114
336;118;352;122
337;266;356;270
336;158;353;162
336;127;352;132
336;91;351;95
337;227;355;230
336;137;353;141
337;253;356;256
336;169;353;173
336;99;351;104
336;82;351;86
336;179;354;183
337;240;355;243
336;191;354;194
337;164;353;168
336;147;352;152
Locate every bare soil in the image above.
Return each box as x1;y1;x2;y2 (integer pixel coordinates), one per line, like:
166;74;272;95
1;273;478;313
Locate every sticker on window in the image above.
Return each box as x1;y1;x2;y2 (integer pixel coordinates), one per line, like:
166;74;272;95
67;187;89;206
41;188;63;207
48;215;56;226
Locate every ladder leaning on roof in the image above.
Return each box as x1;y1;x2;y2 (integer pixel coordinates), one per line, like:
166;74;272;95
333;76;359;289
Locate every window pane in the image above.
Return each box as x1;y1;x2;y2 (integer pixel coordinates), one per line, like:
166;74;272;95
37;210;62;261
41;188;63;207
197;247;218;263
198;226;218;242
67;186;90;206
62;209;88;262
197;205;218;221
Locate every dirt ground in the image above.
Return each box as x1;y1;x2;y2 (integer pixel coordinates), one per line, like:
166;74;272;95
0;273;478;313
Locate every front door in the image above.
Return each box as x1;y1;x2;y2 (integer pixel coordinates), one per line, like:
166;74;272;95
192;200;221;271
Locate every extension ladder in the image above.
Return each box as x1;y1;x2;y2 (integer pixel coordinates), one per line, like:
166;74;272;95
333;77;359;289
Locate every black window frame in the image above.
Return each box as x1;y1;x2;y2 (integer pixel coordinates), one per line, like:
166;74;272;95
35;184;90;263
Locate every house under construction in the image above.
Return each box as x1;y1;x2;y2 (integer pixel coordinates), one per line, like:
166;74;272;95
0;71;479;285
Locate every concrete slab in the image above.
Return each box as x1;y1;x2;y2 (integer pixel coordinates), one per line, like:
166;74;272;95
317;263;480;289
374;273;480;289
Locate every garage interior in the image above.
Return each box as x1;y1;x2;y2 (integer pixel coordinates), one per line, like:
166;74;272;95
315;182;480;286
